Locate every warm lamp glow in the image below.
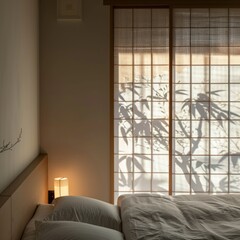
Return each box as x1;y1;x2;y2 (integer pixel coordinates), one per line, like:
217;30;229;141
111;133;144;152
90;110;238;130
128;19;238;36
54;177;69;198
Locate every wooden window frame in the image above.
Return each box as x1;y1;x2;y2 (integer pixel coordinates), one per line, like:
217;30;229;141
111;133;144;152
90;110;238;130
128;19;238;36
108;1;240;203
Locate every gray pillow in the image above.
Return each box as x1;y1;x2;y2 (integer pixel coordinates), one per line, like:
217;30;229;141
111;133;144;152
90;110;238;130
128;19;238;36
35;221;124;240
45;196;122;231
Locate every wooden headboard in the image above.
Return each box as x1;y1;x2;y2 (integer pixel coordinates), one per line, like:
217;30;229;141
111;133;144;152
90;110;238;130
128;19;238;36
0;154;48;240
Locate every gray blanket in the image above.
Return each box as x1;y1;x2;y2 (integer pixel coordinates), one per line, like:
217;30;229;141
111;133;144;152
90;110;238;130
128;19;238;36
119;194;240;240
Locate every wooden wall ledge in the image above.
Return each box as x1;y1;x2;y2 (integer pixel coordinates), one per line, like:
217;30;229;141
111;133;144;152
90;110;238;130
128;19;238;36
0;154;48;208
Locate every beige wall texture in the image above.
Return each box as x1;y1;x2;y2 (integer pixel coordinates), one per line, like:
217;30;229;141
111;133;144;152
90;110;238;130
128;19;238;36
0;0;39;193
40;0;110;201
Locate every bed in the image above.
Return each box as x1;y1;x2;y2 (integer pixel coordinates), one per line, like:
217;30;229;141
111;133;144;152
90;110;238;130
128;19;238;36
22;193;240;240
2;154;240;240
21;193;240;240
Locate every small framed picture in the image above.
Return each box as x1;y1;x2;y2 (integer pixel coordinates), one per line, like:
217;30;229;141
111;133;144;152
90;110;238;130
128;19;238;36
57;0;82;21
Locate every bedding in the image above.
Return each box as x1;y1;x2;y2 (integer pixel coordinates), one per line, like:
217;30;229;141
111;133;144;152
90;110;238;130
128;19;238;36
119;193;240;240
22;194;240;240
35;220;124;240
21;196;122;240
45;195;122;231
21;204;54;240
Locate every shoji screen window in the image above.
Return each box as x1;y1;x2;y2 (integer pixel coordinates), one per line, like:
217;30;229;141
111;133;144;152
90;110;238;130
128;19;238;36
113;7;240;202
114;8;170;201
172;9;240;195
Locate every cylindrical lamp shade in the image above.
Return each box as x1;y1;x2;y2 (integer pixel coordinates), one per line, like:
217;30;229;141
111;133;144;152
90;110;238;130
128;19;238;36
54;177;69;198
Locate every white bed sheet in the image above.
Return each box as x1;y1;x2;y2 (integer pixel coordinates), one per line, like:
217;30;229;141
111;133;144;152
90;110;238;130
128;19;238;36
21;204;54;240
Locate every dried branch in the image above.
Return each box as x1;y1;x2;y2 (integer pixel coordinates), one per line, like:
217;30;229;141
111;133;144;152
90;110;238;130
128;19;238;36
0;129;22;154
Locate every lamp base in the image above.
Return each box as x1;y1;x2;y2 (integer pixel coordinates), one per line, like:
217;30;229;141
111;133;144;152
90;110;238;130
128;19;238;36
48;190;55;204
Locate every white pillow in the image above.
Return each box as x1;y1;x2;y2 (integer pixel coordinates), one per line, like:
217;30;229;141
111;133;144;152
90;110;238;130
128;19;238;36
35;221;124;240
21;204;54;240
45;196;122;231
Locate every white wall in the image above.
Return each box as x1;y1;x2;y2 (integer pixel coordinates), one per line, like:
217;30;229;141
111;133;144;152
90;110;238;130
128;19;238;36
0;0;39;192
40;0;110;201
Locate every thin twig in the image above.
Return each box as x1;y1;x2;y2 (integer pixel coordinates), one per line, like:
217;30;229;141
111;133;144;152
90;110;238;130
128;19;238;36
0;129;22;154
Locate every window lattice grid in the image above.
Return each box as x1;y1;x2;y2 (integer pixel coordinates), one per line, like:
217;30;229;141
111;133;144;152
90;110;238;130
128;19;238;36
172;8;240;195
114;8;170;202
113;7;240;202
